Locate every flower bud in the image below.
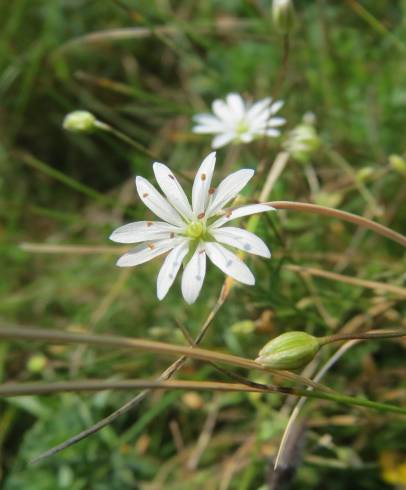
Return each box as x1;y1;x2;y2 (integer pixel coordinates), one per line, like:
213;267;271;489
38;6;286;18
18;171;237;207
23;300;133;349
283;114;320;164
389;155;406;176
63;110;98;133
356;166;375;183
256;331;320;370
272;0;296;35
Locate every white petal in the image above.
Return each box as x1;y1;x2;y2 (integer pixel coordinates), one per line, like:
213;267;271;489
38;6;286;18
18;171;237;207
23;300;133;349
181;245;207;304
135;176;185;227
110;221;181;244
153;162;194;220
267;117;286;127
193;124;223;134
192;152;216;217
212;99;234;125
270;100;284;114
116;237;184;267
206;168;254;217
211;132;235;149
264;128;281;137
211;204;276;228
205;242;255;285
193;114;225;133
240;132;254;143
226;93;245;119
211;227;271;258
246;97;272;122
157;241;189;300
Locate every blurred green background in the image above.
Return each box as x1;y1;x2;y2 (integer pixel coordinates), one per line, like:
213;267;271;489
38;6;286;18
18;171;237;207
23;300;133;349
1;1;406;489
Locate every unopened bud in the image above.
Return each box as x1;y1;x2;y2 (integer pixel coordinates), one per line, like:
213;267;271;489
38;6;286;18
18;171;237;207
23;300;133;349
256;331;320;370
63;110;98;133
230;320;256;335
272;0;296;35
27;354;47;373
389;155;406;175
356;166;375;183
283;115;320;164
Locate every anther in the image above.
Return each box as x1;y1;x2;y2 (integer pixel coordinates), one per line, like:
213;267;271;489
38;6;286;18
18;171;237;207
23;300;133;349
200;173;207;181
143;193;149;198
208;187;215;195
147;222;153;227
147;243;155;250
197;212;205;219
168;174;175;180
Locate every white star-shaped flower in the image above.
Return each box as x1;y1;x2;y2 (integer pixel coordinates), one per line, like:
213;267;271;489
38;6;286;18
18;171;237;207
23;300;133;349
192;93;286;149
110;152;275;304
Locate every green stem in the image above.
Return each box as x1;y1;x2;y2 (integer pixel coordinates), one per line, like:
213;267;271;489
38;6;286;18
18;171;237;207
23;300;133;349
265;201;406;248
97;122;157;159
319;329;406;347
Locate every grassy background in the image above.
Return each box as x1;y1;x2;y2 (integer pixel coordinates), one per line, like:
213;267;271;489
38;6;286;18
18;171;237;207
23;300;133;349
1;1;406;488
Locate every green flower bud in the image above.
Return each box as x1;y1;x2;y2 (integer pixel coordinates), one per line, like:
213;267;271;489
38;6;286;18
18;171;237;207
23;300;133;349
256;331;320;370
27;354;47;373
272;0;296;35
356;166;375;183
230;320;256;335
283;114;320;164
389;155;406;176
63;110;98;133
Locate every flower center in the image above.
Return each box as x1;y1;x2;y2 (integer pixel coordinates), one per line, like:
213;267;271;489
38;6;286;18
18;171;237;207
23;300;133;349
235;120;249;135
186;221;204;239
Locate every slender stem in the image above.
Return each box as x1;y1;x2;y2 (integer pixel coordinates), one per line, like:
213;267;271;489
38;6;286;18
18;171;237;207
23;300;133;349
0;325;325;391
98;122;157;159
264;201;406;248
1;379;405;416
319;329;406;346
286;264;406;298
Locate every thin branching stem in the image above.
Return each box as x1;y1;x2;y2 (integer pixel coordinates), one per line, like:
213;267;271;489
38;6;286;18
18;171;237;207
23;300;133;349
264;201;406;247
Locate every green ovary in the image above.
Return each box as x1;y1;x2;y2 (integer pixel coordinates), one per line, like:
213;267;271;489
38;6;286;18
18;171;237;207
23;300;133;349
235;120;249;135
186;221;204;239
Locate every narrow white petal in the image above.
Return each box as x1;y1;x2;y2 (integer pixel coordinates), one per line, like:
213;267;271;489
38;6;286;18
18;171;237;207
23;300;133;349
240;132;254;143
246;97;272;121
212;99;235;125
110;221;182;244
211;132;235;149
192;152;216;217
193;124;224;134
267;117;286;127
181;245;207;304
157;241;189;300
270;100;284;114
206;168;254;217
116;237;184;267
264;128;281;137
205;242;255;285
192;114;225;133
226;93;245;119
153;162;194;220
211;227;271;258
135;176;185;227
211;204;276;228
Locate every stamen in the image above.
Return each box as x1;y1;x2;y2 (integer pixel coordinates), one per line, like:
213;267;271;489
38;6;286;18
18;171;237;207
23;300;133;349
143;193;149;198
208;187;215;195
225;210;232;218
147;221;153;227
147;243;155;250
197;212;205;219
199;250;205;255
200;173;206;181
170;232;175;238
168;174;175;180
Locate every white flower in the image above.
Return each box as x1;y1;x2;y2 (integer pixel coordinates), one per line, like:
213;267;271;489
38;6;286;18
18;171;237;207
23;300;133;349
110;152;275;304
192;93;286;149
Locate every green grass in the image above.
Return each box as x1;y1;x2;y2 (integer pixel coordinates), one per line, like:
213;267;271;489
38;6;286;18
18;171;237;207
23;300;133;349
1;1;406;489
